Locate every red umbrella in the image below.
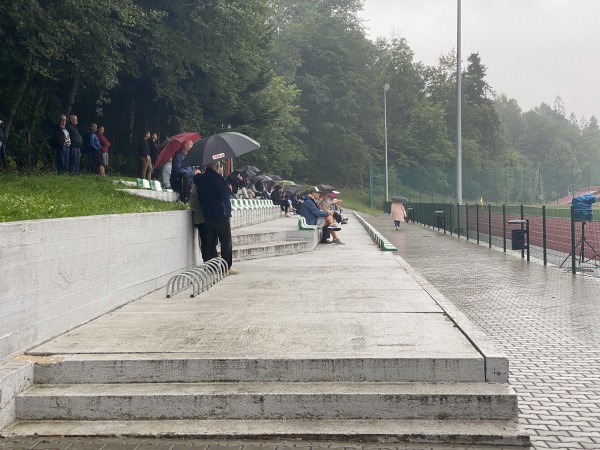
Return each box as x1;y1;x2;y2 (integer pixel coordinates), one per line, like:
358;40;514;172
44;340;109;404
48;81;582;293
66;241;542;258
154;132;201;168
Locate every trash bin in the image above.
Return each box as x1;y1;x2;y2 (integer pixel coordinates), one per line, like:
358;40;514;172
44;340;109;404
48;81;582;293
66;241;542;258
434;211;445;229
382;201;392;214
511;229;526;250
406;207;414;222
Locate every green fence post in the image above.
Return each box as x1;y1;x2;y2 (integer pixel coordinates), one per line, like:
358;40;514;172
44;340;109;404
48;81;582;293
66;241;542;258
488;204;492;248
449;204;453;236
542;205;547;266
571;205;576;274
476;204;480;244
520;204;525;259
457;203;461;239
466;204;469;241
369;165;374;209
503;204;506;252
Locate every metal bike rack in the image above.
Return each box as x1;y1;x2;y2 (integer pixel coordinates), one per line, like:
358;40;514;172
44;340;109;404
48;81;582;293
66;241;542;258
166;257;229;298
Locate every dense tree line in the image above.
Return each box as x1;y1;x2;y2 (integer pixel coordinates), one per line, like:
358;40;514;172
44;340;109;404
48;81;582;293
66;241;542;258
1;0;599;191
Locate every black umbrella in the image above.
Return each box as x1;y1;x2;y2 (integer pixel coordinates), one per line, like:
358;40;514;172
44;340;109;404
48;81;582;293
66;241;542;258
271;175;283;181
391;196;408;203
316;184;336;194
284;185;302;195
182;132;260;167
251;174;272;182
238;165;261;174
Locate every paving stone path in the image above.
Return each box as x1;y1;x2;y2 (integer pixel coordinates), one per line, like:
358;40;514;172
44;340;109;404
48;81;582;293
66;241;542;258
366;215;600;450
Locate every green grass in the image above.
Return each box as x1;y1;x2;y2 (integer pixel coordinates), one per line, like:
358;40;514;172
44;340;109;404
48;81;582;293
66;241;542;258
0;174;186;223
337;187;384;216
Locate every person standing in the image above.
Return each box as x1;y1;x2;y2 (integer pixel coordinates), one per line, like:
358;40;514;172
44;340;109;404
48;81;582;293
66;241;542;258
149;132;160;179
390;200;407;230
51;115;70;174
0;119;6;169
66;115;82;176
169;139;196;203
97;125;111;177
189;180;215;263
139;131;152;180
85;123;102;174
196;161;239;274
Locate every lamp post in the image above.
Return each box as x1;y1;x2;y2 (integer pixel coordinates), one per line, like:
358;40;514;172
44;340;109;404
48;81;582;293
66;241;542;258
384;83;390;202
456;0;463;204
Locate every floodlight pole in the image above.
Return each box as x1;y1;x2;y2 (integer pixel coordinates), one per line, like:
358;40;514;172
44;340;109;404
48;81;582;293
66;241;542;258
384;83;390;202
456;0;463;205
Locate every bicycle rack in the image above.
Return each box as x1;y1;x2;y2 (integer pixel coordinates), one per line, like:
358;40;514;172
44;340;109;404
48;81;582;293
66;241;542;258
166;257;229;298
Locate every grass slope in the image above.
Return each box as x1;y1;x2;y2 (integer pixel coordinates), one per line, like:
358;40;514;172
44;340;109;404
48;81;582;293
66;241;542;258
0;174;186;223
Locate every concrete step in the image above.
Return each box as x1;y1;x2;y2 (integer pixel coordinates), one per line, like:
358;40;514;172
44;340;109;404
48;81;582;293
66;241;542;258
1;418;530;446
231;230;287;246
16;382;517;421
232;240;312;260
30;354;486;384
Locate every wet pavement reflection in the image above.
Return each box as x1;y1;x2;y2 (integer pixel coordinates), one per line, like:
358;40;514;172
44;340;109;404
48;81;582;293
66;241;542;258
366;215;600;450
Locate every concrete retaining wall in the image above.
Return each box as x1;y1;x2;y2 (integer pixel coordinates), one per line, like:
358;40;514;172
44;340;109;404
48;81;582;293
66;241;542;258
0;211;198;364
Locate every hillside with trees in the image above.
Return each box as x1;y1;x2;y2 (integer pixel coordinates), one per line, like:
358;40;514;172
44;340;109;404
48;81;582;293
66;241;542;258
1;0;598;197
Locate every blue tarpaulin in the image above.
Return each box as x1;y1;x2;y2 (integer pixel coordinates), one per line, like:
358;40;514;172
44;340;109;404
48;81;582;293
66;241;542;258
571;193;597;221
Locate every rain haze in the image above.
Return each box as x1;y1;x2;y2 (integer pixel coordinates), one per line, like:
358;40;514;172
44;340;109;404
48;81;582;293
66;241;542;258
359;0;600;120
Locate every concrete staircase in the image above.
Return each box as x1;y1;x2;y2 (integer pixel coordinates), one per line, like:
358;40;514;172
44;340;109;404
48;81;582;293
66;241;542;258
4;355;528;445
231;218;318;261
0;215;528;446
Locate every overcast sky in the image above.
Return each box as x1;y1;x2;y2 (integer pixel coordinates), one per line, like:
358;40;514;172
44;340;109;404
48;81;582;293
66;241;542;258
359;0;600;120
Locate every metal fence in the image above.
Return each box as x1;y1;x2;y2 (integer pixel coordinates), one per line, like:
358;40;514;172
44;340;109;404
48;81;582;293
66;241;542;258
369;165;600;207
404;202;600;277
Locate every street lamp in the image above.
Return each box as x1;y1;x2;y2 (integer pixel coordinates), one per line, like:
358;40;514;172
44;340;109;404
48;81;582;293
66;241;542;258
384;83;390;202
456;0;462;204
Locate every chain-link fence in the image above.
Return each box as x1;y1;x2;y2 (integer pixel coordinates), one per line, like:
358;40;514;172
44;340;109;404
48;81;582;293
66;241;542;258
403;202;600;277
369;164;600;208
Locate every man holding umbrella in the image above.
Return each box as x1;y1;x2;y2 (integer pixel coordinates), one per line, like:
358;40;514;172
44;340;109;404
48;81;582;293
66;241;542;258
195;161;239;275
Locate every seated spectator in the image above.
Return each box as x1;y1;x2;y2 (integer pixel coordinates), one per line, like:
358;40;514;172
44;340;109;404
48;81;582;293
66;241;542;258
318;191;344;244
162;158;172;189
169;139;198;202
227;171;243;196
301;187;343;245
330;192;348;224
271;185;290;217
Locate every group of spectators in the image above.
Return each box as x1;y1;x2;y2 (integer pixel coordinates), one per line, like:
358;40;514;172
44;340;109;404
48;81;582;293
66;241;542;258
51;114;110;176
139;131;162;182
300;186;347;245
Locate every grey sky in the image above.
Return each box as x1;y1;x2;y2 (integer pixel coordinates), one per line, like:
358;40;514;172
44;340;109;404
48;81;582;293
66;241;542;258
359;0;600;120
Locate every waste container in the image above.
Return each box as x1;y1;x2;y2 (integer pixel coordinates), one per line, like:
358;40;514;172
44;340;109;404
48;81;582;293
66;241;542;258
406;207;414;222
382;201;392;214
511;229;526;250
434;210;445;229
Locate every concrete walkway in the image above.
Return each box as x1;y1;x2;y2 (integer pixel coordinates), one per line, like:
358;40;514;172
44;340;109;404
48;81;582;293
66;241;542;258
25;215;483;372
0;213;527;449
365;215;600;450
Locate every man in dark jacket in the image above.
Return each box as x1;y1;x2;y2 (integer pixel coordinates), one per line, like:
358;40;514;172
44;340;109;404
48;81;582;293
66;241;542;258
149;132;160;179
195;162;238;274
66;115;82;176
139;131;152;180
